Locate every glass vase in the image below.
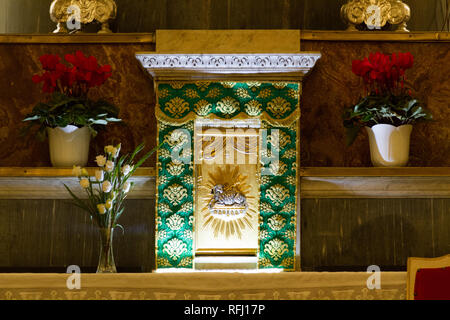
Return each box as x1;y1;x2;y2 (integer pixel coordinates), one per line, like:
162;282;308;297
97;227;117;273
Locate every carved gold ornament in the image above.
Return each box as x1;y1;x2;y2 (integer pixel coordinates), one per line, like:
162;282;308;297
268;214;287;231
167;161;185;176
166;214;185;231
267;97;291;119
162;238;188;260
341;0;410;32
244;100;263;116
265;184;290;206
194;100;212;117
165;97;190;118
264;239;289;261
163;184;188;206
50;0;117;33
216;97;240;116
199;166;257;239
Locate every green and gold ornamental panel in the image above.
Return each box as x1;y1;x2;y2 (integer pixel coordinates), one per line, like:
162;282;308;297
155;81;300;270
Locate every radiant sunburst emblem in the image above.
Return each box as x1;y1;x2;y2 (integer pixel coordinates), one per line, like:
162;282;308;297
200;165;257;239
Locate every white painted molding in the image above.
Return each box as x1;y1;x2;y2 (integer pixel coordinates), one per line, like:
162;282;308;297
136;53;321;80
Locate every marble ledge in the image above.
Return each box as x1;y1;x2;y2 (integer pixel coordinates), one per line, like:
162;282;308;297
0;31;449;44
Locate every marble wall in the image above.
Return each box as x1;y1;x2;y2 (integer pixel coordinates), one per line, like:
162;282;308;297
0;0;448;33
0;39;449;167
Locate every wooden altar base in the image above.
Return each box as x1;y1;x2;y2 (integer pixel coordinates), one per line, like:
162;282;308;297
0;272;406;300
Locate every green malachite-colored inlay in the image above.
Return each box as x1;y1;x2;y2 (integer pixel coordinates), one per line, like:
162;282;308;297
157;82;299;122
155;81;298;270
156;121;194;269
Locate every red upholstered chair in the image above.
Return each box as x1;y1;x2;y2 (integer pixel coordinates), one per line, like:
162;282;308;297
407;255;450;300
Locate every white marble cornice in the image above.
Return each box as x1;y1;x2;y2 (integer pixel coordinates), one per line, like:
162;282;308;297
136;53;321;81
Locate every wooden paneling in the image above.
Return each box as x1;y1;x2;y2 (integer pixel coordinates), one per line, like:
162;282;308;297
0;199;155;272
300;198;450;271
0;0;448;34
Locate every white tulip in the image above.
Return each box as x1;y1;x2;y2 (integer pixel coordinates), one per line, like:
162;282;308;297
105;199;113;210
79;178;90;189
102;180;112;193
123;181;131;193
97;204;106;214
96;155;107;167
72;166;82;177
95;169;104;182
105;160;114;173
121;164;132;176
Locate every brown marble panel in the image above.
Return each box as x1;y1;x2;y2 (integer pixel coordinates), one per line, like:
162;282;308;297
0;40;449;167
0;43;157;167
301;40;450;167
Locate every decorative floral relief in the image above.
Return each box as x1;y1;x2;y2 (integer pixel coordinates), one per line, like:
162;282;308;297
157;257;172;267
268;131;292;150
157;230;168;241
257;88;272;99
282;149;297;159
260;202;275;213
246;82;261;89
260;175;271;185
165;97;190;118
244;100;262;116
163;184;188;206
195;81;211;91
265;184;290;206
220;81;236;88
281;257;294;268
206;87;222;99
181;202;194;213
178;256;193;267
163;238;188;260
194;100;212;116
216;97;240;116
166;214;185;231
184;88;199;99
235;88;251;99
158;202;172;214
285;175;296;185
268;214;287;231
281;202;295;213
167;161;185;176
182;175;194;186
159;149;171;159
273;82;288;89
267;97;291;118
189;215;195;225
158;88;170;99
169;81;185;89
259;229;270;240
288;88;300;100
182;229;193;240
269;161;288;176
158;175;168;185
258;257;273;268
264;238;289;261
284;230;295;240
164;130;190;149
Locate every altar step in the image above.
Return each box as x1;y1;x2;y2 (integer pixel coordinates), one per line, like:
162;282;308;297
194;256;258;271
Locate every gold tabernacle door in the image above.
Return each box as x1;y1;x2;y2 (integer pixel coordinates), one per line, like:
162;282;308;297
194;119;260;257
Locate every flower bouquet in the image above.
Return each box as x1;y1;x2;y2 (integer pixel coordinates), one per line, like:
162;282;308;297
343;52;432;166
65;142;157;273
23;51;121;167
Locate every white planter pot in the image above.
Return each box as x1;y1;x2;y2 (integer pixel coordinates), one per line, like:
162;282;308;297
47;125;91;167
365;124;413;167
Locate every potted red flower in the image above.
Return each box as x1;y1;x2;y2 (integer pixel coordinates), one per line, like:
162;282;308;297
343;52;432;167
23;51;121;167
